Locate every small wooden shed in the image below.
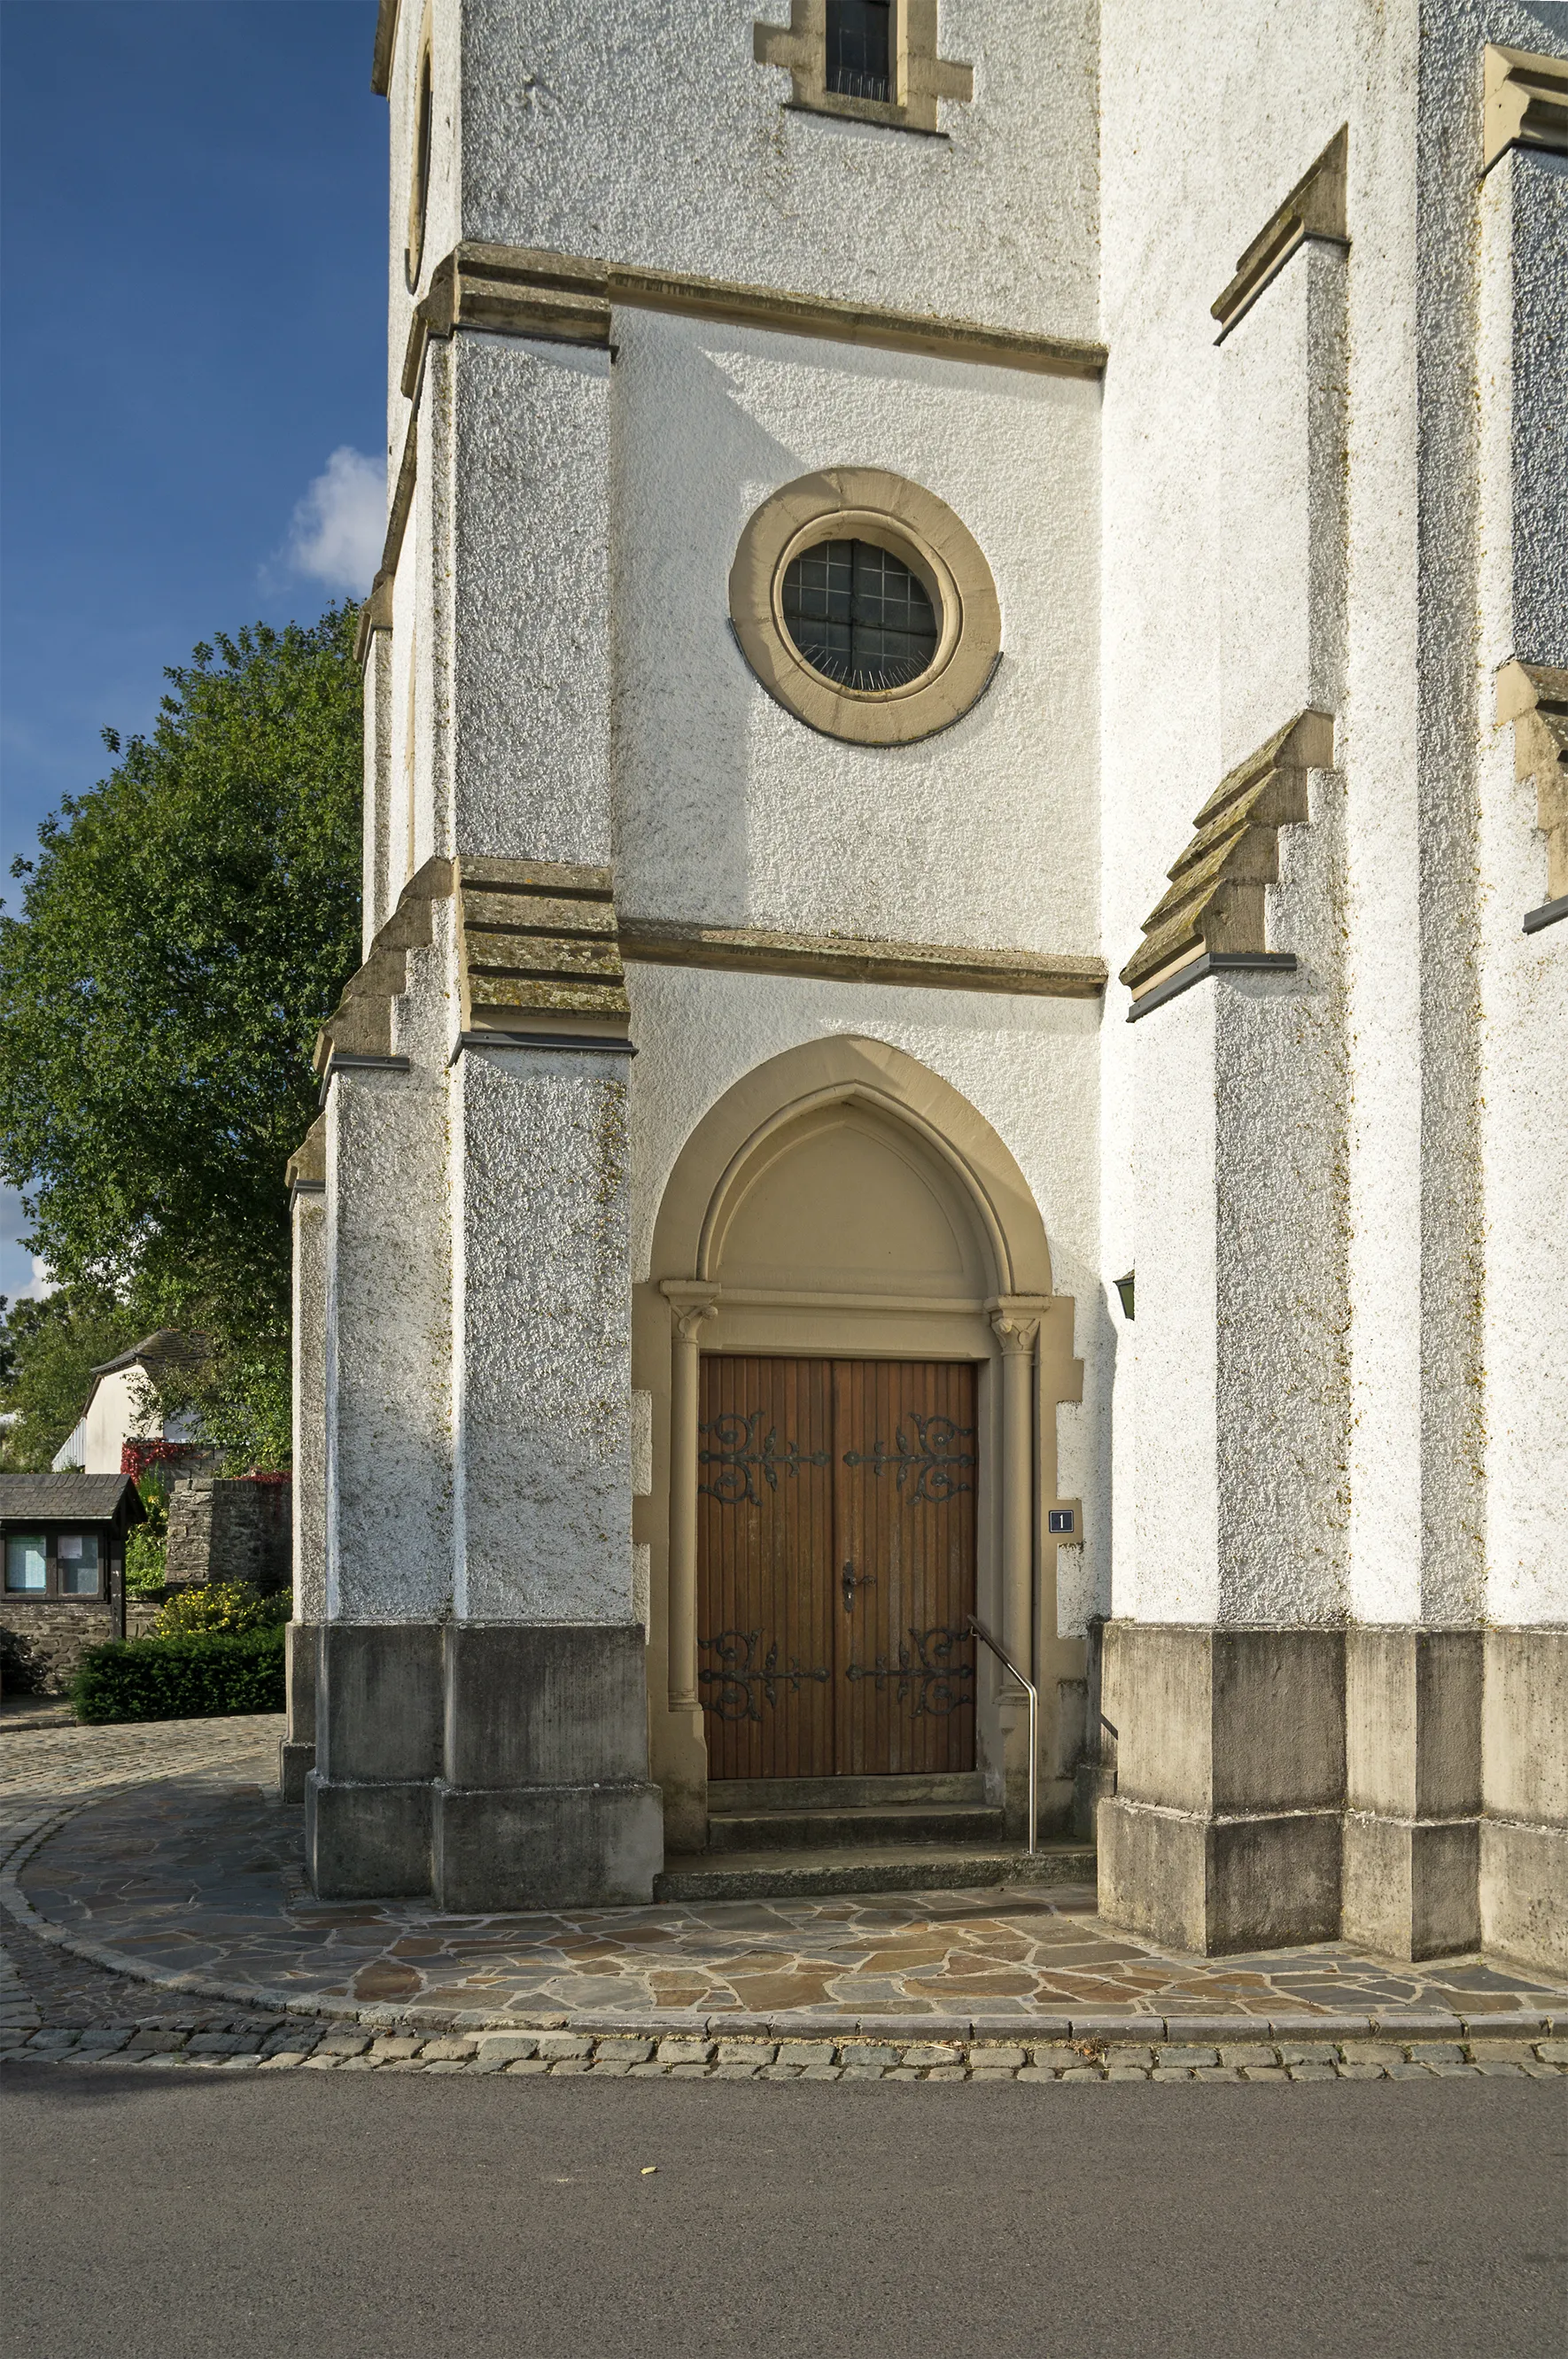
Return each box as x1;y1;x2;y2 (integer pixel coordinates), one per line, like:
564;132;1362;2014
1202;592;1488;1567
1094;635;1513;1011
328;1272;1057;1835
0;1472;144;1695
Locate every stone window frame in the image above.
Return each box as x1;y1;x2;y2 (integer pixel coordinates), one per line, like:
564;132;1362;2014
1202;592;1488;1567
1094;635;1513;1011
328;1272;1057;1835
728;467;1002;746
754;1;973;138
404;10;435;292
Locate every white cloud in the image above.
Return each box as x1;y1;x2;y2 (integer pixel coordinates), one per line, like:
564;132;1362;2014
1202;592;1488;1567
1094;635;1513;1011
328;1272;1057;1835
0;1189;54;1303
284;446;385;594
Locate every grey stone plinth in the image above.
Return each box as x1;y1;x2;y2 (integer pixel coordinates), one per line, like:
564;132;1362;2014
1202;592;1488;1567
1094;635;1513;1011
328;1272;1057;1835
1096;1622;1345;1953
442;1622;649;1788
433;1623;662;1907
1104;1622;1346;1816
305;1623;443;1897
1342;1812;1481;1959
315;1623;443;1784
1098;1794;1342;1954
280;1621;319;1800
278;1741;316;1804
1484;1628;1568;1833
432;1780;663;1911
1347;1627;1482;1818
302;1619;664;1908
305;1771;433;1897
1341;1629;1484;1958
1480;1818;1567;1975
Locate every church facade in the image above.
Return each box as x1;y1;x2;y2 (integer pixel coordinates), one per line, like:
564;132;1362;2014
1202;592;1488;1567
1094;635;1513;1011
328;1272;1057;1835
283;1;1567;1970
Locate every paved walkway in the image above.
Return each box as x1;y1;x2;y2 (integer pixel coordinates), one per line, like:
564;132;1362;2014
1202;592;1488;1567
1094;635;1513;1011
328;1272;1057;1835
2;1717;1564;2085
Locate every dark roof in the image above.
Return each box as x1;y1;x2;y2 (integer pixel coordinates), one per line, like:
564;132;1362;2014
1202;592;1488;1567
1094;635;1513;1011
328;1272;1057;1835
89;1330;205;1381
0;1473;144;1525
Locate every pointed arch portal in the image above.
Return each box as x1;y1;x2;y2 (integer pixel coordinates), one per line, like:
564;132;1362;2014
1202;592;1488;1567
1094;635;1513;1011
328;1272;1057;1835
637;1036;1081;1850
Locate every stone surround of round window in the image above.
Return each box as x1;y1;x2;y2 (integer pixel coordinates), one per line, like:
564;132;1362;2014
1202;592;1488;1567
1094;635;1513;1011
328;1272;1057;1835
728;469;1002;746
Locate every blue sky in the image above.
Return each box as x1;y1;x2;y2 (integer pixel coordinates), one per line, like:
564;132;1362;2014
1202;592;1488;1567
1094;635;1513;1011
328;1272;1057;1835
1;0;386;1300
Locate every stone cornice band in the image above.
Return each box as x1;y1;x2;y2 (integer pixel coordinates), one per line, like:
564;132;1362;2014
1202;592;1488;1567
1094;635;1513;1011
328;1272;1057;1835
355;242;1105;658
619;917;1105;998
294;890;1106;1185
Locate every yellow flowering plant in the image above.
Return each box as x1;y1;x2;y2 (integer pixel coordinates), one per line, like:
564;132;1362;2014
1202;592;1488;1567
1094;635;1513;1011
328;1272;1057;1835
152;1580;287;1638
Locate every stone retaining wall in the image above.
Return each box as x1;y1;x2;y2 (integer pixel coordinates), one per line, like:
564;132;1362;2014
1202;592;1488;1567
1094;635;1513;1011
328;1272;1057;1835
166;1477;291;1593
0;1600;120;1696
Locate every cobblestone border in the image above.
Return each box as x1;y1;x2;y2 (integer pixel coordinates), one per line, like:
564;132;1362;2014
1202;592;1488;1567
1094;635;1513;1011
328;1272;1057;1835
4;1773;1565;2059
5;2019;1567;2083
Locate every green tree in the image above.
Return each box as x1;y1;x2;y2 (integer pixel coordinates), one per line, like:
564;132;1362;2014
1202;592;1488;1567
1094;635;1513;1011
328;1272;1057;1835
0;608;361;1467
0;1291;141;1470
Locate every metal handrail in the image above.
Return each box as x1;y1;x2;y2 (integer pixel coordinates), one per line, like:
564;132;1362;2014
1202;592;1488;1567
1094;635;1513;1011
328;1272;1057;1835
966;1614;1037;1857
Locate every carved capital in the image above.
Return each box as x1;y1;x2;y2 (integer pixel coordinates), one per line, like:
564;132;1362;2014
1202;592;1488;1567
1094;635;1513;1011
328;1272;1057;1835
989;1296;1046;1355
661;1280;720;1345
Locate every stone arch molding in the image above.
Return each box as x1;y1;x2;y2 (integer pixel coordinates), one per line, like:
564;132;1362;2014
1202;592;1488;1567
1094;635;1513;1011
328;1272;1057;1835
642;1036;1077;1856
649;1035;1053;1299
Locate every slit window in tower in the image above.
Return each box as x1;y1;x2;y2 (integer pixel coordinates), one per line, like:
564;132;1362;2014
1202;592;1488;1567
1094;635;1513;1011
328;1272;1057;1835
406;36;434;288
781;539;940;692
827;0;892;105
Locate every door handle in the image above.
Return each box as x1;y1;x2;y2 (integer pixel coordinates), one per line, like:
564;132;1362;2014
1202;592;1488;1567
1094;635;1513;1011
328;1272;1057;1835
842;1560;876;1613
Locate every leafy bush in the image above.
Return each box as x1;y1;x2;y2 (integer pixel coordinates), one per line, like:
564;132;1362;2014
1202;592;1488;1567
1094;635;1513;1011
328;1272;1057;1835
73;1625;284;1723
152;1579;286;1637
124;1525;168;1595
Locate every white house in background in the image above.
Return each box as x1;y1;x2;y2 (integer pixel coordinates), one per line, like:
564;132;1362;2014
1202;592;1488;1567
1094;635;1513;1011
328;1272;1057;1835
283;1;1566;1974
52;1331;205;1475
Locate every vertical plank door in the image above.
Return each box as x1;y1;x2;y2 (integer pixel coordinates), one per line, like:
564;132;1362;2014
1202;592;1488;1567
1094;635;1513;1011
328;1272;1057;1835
834;1359;978;1775
696;1356;836;1779
696;1356;977;1779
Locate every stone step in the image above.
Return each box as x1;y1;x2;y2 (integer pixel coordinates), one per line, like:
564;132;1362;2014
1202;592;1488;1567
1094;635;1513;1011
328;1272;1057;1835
656;1842;1097;1905
710;1773;987;1811
705;1803;1005;1853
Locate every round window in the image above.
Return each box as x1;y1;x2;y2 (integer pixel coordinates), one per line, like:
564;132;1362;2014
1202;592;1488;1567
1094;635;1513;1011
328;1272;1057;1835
730;469;1001;746
780;539;941;693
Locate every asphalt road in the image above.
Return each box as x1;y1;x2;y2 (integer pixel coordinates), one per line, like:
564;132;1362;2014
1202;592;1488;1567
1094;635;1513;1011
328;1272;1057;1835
4;2067;1564;2359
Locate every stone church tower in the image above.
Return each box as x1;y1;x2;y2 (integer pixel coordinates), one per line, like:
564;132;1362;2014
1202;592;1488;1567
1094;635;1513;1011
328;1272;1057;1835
283;2;1566;1969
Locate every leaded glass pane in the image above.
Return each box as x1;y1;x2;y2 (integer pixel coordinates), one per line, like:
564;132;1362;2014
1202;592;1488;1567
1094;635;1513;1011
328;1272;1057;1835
4;1534;46;1593
827;0;891;104
781;538;940;691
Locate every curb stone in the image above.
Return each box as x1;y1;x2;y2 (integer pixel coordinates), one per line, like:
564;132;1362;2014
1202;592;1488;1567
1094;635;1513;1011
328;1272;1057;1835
4;2020;1565;2084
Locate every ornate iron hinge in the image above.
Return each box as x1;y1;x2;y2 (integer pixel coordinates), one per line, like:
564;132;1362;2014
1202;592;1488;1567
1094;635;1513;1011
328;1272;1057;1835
846;1624;976;1717
698;1410;831;1506
842;1411;975;1502
698;1628;832;1722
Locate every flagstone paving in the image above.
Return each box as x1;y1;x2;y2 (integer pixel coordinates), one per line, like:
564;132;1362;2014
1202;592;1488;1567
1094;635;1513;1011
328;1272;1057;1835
4;1716;1564;2035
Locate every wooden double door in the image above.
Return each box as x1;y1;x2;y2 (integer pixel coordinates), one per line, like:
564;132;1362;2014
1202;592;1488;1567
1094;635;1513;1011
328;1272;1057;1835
696;1356;978;1779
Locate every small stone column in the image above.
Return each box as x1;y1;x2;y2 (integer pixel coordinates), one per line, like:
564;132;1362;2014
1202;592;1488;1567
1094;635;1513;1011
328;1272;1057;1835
990;1300;1044;1842
658;1282;718;1853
